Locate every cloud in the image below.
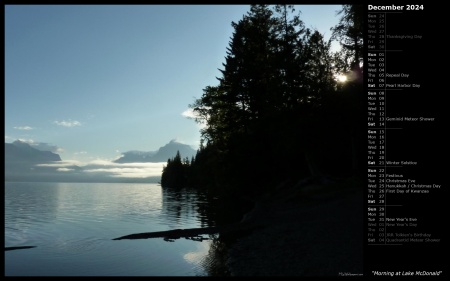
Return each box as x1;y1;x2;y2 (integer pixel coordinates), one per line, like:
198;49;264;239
54;120;82;127
17;139;63;154
83;161;165;178
14;126;33;130
7;156;164;182
181;108;207;129
74;151;87;155
36;160;82;167
18;138;35;144
57;168;75;172
181;108;197;119
37;159;165;179
33;142;64;153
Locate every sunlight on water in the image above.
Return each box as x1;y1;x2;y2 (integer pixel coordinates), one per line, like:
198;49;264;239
5;182;216;276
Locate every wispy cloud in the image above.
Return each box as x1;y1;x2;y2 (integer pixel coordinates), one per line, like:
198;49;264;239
36;160;82;167
85;166;163;178
57;168;75;172
18;138;35;144
37;159;165;179
14;126;34;130
181;108;206;129
181;108;197;119
17;139;63;153
54;120;82;127
84;161;165;178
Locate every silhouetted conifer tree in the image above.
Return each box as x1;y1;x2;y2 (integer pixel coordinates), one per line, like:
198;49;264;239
176;4;363;198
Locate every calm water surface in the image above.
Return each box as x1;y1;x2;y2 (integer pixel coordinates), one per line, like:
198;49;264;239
5;182;220;276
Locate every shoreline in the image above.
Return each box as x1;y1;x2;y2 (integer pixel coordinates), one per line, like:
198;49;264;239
225;181;364;276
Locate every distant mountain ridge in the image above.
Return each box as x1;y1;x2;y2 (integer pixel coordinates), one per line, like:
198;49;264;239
5;140;74;182
114;140;197;163
5;140;62;163
4;139;192;183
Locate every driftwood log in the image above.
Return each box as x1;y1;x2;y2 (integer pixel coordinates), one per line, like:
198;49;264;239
5;246;36;251
112;222;257;242
113;226;221;241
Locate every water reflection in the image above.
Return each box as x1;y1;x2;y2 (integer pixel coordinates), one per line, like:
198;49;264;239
5;182;61;246
200;236;233;276
161;187;215;229
5;182;231;276
160;186;234;276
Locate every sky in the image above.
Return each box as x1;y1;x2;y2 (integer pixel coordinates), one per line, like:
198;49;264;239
5;4;343;168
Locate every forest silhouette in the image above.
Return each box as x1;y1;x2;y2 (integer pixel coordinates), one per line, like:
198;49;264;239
161;4;364;218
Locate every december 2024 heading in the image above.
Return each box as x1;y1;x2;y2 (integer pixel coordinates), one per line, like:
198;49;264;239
368;5;424;11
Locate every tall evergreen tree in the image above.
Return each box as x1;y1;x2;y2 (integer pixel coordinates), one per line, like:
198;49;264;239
329;4;365;176
331;4;364;78
185;4;362;197
161;150;187;189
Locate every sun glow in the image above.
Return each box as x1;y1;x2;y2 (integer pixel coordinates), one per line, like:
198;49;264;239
337;75;347;83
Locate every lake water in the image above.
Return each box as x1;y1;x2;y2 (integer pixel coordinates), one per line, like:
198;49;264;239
5;182;222;276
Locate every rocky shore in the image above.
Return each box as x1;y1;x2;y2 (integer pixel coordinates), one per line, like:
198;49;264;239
225;179;364;276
